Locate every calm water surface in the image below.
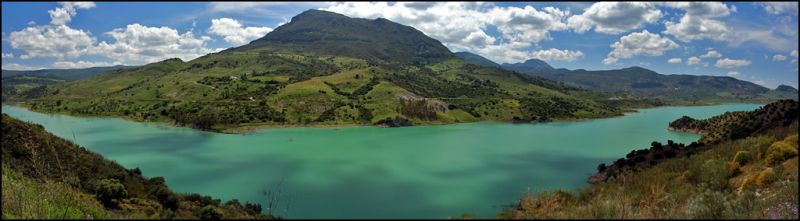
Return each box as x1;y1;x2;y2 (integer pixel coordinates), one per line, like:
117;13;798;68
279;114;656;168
1;104;761;218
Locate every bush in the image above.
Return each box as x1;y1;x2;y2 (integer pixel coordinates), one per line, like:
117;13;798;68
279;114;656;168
201;205;224;220
738;174;758;192
94;178;128;207
732;151;752;167
755;168;778;188
686;187;733;219
765;141;798;165
700;160;732;190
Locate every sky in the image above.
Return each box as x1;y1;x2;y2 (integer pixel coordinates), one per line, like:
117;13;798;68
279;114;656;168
1;2;798;89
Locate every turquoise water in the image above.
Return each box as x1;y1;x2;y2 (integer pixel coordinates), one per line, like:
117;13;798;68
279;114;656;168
1;104;761;218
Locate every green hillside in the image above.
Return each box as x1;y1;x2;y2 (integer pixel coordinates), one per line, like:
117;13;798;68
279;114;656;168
496;100;799;219
455;52;500;68
10;10;628;133
2;66;134;101
1;114;273;219
669;99;799;145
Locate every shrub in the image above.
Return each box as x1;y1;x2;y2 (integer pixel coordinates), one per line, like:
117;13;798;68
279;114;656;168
784;135;798;146
597;163;607;172
686;187;733;219
200;205;224;220
765;141;798;165
94;178;128;207
700;160;732;190
738;174;758;193
732;151;752;167
755;168;778;188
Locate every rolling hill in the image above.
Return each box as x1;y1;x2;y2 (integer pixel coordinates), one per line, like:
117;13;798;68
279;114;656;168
1;66;133;101
2;65;132;80
460;52;797;102
11;9;627;133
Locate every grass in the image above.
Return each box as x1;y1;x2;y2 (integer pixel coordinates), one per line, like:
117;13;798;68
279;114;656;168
495;122;799;219
2;165;111;219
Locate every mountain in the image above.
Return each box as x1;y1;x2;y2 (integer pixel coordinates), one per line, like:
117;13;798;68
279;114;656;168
1;114;273;219
775;85;798;93
11;9;627;133
2;65;132;81
498;57;787;101
230;9;454;65
454;52;500;68
500;59;554;74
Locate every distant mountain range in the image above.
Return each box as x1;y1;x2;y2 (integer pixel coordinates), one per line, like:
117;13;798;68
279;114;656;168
455;52;798;101
2;65;132;81
11;9;626;132
1;65;133;100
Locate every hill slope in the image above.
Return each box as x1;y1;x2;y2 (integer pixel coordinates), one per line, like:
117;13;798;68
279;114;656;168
455;52;500;68
496;99;799;219
1;114;272;219
2;66;133;101
2;65;132;80
11;9;626;133
669;99;799;144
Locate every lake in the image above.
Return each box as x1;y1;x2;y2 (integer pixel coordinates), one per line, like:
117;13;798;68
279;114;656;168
1;104;761;218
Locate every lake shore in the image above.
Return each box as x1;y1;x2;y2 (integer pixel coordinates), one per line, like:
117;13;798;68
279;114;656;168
1;99;764;135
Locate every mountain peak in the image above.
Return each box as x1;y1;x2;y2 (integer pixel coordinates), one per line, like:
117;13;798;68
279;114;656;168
291;9;348;22
229;9;454;65
500;58;554;74
775;84;798;92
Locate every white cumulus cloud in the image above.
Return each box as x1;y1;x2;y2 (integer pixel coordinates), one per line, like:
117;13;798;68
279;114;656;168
567;2;662;34
603;30;679;65
52;60;114;69
758;2;798;15
1;53;13;59
687;56;701;65
662;2;732;42
529;48;584;62
9;25;96;59
715;58;752;69
773;54;787;61
93;24;219;64
1;62;44;71
701;50;722;58
667;57;682;64
48;2;96;25
208;18;273;46
322;2;573;63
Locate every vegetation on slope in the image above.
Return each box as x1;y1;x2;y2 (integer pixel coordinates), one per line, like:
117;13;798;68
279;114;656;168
8;10;630;133
1;114;273;219
454;52;500;68
1;66;134;102
669;99;799;144
496;104;798;219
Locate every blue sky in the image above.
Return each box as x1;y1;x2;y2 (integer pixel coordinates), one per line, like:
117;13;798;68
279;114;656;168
2;2;798;88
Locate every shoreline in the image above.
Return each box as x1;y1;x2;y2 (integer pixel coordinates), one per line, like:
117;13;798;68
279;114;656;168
0;101;762;135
